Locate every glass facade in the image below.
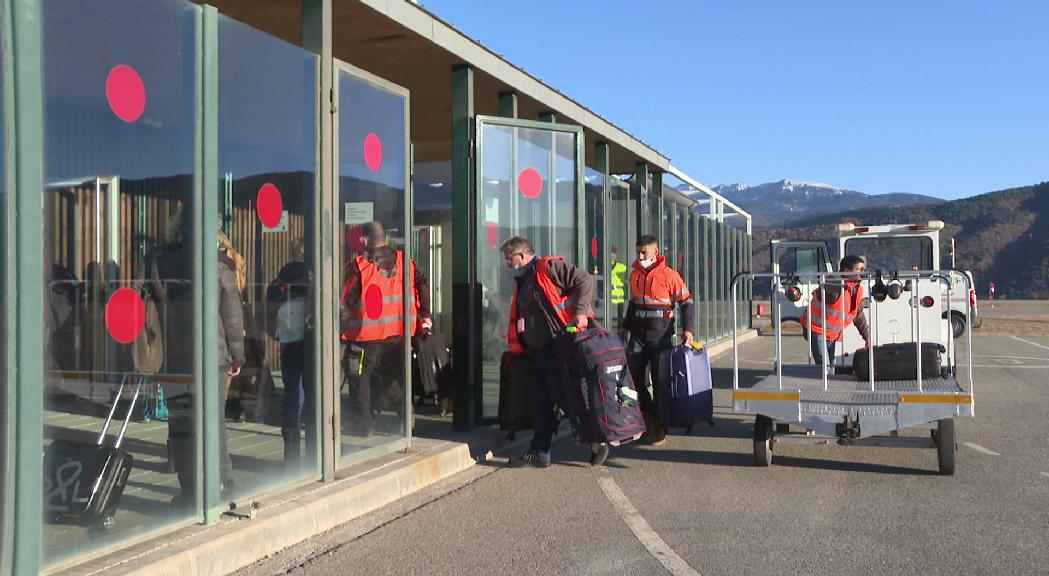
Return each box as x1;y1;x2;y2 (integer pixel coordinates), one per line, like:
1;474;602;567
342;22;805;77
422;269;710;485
476;119;581;420
336;66;411;457
1;1;753;570
217;15;319;496
41;0;200;565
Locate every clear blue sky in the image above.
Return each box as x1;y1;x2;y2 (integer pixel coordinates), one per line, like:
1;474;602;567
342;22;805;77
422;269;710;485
420;0;1047;200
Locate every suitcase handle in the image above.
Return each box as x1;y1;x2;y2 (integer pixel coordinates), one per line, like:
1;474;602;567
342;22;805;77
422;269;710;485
98;375;144;449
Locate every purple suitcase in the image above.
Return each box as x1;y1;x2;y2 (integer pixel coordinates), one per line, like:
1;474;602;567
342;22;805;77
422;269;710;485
661;343;715;433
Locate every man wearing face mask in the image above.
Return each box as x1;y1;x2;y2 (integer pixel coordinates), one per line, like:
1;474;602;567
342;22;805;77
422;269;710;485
501;236;603;468
800;255;870;372
621;235;695;445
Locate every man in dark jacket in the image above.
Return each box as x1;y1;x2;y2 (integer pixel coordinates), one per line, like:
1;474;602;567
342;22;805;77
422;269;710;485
501;236;608;468
340;221;431;437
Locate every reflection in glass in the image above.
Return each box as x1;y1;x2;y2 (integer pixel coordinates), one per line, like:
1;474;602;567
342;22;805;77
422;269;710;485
218;15;318;499
585;167;605;324
608;178;632;330
41;0;200;566
337;71;414;457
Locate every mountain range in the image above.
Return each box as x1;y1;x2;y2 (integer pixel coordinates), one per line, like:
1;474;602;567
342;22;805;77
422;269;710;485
707;179;943;226
747;181;1049;299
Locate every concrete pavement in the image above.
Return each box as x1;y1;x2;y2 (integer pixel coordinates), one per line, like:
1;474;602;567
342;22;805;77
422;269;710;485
241;333;1049;576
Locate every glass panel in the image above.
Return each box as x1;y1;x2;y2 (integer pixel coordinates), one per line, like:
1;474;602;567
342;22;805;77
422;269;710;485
661;203;674;268
647;185;660;237
584;167;605;324
217;15;318;498
337;70;410;456
42;0;200;565
844;236;933;271
477;122;579;419
608;178;631;330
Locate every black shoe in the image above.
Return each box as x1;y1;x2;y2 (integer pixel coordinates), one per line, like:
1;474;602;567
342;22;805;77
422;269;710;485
590;443;610;467
507;452;551;469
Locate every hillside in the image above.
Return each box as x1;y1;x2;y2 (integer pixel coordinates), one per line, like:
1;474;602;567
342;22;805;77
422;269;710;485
710;179;943;226
750;182;1049;299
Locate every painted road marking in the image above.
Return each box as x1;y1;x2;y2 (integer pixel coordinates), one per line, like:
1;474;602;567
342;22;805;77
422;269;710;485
1010;335;1049;353
593;468;701;576
961;442;1001;456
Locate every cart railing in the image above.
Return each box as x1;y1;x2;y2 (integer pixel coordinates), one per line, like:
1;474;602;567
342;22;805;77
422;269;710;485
731;270;974;403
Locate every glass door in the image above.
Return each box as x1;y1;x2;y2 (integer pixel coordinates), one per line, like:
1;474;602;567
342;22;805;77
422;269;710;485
334;61;411;462
474;116;583;421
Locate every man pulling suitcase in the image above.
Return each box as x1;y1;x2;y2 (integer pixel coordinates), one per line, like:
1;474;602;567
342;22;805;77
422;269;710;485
500;236;611;468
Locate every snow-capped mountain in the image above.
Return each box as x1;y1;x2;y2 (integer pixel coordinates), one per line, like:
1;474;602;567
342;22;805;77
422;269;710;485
703;179;943;226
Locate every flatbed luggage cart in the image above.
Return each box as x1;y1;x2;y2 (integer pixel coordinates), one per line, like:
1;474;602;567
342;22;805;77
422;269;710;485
730;269;975;475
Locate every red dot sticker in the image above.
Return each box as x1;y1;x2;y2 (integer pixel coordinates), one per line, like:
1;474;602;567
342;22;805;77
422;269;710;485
364;133;383;172
105;287;146;344
518;168;543;199
256;183;283;228
486;222;499;249
364;284;384;320
591;237;599;259
106;65;147;123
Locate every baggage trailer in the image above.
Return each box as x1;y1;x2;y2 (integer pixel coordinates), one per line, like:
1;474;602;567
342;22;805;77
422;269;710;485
730;269;975;475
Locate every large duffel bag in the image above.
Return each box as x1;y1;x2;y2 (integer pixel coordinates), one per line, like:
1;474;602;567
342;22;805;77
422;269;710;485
853;342;946;381
565;327;646;446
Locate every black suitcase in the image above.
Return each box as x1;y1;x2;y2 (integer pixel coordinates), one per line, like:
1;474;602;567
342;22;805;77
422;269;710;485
412;333;450;405
498;351;534;438
44;376;141;528
853;343;946;381
565;328;646;446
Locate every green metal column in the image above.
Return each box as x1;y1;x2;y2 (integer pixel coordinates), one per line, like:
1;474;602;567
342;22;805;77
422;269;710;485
595;142;611;327
3;0;45;571
634;162;649;240
302;0;334;481
651;172;663;243
199;5;222;523
451;65;477;431
701;217;710;342
498;91;517;118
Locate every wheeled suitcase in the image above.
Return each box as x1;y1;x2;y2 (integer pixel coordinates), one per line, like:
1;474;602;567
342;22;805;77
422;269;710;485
44;375;141;528
566;327;646;446
661;342;715;433
499;351;534;438
853;342;946;381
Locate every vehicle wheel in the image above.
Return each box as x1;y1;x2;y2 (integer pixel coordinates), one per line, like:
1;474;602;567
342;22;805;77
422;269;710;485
936;418;956;475
753;415;773;467
950;313;966;339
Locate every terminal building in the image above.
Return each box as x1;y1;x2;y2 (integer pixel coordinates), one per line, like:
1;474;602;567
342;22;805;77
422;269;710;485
1;0;751;572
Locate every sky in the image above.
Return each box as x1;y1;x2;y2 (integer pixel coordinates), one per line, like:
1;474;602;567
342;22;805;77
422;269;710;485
420;0;1048;200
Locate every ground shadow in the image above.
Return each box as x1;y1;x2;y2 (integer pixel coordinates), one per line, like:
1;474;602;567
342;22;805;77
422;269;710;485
769;454;938;476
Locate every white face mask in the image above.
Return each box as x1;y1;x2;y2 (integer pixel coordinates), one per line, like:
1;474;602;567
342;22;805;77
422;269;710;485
638;258;655;269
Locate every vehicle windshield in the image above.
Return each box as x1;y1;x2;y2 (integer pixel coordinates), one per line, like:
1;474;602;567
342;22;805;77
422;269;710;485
844;236;934;272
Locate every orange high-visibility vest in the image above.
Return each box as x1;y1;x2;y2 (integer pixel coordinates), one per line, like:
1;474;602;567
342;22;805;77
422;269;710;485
507;256;585;354
800;283;864;342
629;257;691;320
342;250;419;342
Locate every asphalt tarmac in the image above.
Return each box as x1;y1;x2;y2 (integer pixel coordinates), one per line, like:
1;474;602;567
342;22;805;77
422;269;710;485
238;334;1049;576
